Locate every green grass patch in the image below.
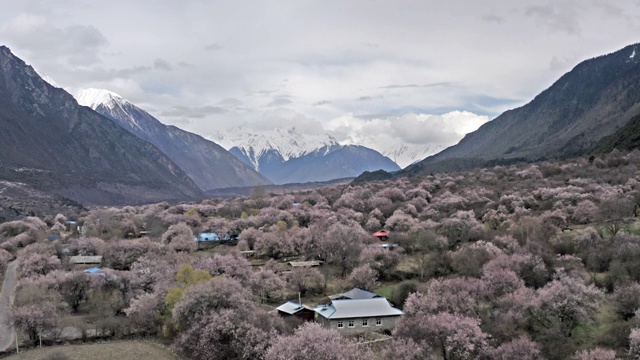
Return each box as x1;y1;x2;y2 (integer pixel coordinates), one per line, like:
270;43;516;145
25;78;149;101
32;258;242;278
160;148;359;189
375;284;394;299
570;299;626;354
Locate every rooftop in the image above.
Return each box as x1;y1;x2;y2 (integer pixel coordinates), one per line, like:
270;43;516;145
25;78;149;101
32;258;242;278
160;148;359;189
330;287;381;300
69;255;102;264
288;260;322;267
314;297;403;319
276;301;312;315
373;230;389;237
195;232;221;242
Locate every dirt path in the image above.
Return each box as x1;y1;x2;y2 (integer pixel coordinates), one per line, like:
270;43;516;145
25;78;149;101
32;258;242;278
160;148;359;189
0;260;18;351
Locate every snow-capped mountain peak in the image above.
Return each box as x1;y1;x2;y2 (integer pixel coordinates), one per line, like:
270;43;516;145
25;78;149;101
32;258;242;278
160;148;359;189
73;88;129;110
72;88;149;131
377;143;447;168
211;126;340;163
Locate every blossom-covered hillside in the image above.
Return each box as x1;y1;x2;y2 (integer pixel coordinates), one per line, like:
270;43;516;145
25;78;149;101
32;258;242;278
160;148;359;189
2;150;640;359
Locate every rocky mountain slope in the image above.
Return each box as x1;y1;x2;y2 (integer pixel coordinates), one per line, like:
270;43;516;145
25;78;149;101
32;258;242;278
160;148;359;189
403;43;640;176
591;112;640;154
74;89;271;191
0;46;203;206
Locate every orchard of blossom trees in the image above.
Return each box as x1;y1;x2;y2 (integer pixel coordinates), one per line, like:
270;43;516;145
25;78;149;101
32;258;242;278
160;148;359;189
2;150;640;359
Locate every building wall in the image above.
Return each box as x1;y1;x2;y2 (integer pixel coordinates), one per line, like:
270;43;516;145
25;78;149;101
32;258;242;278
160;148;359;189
318;316;400;335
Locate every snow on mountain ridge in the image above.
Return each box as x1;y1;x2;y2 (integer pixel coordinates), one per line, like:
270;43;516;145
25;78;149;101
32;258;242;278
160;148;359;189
378;143;447;168
211;127;340;162
74;88;129;110
72;89;443;169
73;88;144;130
33;67;60;88
212;126;444;169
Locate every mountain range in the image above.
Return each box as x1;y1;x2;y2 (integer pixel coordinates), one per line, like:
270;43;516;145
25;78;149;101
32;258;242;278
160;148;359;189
211;127;444;171
400;43;640;177
0;44;402;218
4;40;640;217
76;91;400;185
211;129;400;184
73;88;271;191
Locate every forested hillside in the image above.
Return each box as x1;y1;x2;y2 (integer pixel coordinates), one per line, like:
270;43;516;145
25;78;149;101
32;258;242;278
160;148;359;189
2;150;640;359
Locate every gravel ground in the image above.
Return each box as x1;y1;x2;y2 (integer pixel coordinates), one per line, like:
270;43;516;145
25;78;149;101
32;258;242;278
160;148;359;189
2;340;179;360
0;260;18;352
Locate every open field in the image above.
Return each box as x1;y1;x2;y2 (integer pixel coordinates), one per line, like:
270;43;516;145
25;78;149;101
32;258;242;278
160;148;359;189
2;341;178;360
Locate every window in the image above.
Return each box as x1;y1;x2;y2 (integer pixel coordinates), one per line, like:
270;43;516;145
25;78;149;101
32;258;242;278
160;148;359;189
362;319;368;327
376;318;382;326
348;320;355;328
337;321;344;329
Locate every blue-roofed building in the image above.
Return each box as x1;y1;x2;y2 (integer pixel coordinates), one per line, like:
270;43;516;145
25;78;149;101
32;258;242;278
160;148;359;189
83;267;118;280
83;267;107;277
315;288;403;335
195;232;222;242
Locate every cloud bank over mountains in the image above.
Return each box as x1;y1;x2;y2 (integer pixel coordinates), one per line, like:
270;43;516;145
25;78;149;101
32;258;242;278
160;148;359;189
2;0;639;161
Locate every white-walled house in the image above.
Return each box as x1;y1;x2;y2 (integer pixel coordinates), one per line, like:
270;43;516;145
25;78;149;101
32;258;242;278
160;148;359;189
313;289;403;335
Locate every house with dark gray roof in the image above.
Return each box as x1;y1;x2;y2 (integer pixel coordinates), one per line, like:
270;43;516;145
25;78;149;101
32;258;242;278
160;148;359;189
313;294;403;335
276;301;315;321
329;287;381;301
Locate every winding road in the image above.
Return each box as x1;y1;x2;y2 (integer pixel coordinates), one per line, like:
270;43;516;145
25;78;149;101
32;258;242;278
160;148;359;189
0;260;18;351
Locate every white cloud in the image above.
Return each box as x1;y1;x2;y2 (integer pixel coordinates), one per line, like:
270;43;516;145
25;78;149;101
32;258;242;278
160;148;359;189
250;109;326;135
325;111;488;150
1;14;108;66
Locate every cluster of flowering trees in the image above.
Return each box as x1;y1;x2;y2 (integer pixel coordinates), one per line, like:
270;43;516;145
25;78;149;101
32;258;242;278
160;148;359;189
2;150;640;358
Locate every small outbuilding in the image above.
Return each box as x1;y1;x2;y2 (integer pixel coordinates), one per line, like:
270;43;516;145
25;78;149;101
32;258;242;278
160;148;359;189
195;232;222;242
378;243;399;250
288;260;322;268
69;255;102;265
276;301;315;322
373;230;389;241
195;232;236;245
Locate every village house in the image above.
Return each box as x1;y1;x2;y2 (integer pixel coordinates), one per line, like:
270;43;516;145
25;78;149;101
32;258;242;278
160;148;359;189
314;288;403;335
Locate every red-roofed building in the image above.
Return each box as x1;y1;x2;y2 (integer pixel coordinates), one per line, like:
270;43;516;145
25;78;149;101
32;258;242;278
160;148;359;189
373;230;389;241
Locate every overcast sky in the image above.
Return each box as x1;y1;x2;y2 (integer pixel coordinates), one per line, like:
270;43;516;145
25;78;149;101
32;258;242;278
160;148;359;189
2;0;640;153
